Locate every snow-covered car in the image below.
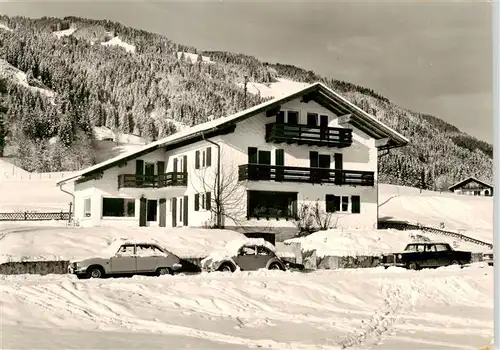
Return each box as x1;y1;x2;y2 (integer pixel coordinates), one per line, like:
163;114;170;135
482;250;494;266
201;238;288;272
68;239;183;279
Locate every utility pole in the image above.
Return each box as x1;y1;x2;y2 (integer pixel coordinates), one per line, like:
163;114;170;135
244;75;248;109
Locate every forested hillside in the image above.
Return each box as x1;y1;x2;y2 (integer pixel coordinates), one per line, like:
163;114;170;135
0;15;492;190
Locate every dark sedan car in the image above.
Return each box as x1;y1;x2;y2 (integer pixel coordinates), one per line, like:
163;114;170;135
381;242;472;270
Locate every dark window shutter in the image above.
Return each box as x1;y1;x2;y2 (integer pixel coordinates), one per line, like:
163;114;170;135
157;161;165;175
276;110;285;124
248;147;258;164
309;151;319;168
195;151;200;169
135;159;144;175
173;158;178;173
351;195;360;213
183;155;187;172
326;195;335;213
206;192;211;210
194;193;200;211
206;147;212;167
275;149;284;166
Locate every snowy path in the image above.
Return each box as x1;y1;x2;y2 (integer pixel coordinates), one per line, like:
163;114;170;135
1;266;493;349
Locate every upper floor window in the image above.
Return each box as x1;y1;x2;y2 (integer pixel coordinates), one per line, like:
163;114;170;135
195;147;212;169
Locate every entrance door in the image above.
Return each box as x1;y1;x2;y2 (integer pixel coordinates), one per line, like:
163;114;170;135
147;199;158;223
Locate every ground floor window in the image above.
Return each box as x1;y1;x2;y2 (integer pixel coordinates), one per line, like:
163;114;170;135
247;190;297;219
326;195;361;213
102;198;135;217
83;198;91;217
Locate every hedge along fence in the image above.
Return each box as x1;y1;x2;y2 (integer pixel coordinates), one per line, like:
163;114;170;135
316;252;486;270
378;220;493;249
0;260;70;275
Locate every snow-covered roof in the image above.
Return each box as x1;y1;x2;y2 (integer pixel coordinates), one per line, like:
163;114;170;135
56;82;410;186
448;176;493;191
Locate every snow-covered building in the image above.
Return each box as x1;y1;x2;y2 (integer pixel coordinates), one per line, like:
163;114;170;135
448;177;493;197
56;82;409;231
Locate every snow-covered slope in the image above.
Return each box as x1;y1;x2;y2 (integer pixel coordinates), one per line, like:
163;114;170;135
0;23;13;32
0;59;56;102
53;27;76;38
0;265;493;349
101;36;136;53
238;78;310;99
379;184;492;243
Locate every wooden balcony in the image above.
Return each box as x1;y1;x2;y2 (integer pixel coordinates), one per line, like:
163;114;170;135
238;164;374;186
265;122;353;148
117;172;188;189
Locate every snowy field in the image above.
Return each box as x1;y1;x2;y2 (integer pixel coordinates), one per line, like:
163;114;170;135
1;265;493;349
379;184;493;243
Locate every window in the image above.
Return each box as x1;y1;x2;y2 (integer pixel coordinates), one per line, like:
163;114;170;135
351;196;360;213
136;244;164;257
307;113;318;126
434;244;449;252
287;111;299;125
194;192;211;211
325;195;349;213
102;198;135;217
195;147;212;169
83;198;91;218
116;244;135;256
239;246;256;256
341;196;349;212
257;246;272;256
248;190;297;219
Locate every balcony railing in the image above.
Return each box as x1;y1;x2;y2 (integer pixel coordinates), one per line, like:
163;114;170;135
238;164;374;186
265;122;353;148
117;172;188;189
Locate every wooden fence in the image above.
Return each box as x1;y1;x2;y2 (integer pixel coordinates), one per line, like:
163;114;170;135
378;220;493;249
0;211;71;221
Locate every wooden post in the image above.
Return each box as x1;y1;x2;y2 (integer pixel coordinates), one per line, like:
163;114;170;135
68;202;73;223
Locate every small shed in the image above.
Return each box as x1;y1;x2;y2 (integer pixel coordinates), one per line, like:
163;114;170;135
448;177;493;197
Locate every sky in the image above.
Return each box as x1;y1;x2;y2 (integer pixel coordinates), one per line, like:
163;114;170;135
0;0;493;143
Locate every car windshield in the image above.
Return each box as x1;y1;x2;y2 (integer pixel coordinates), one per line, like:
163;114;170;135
404;244;424;252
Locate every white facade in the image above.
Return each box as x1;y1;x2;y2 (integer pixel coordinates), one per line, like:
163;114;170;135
70;95;389;231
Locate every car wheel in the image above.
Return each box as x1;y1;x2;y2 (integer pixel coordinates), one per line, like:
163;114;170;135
407;262;418;270
218;263;234;272
157;267;172;276
451;260;461;266
87;266;104;279
268;263;283;271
